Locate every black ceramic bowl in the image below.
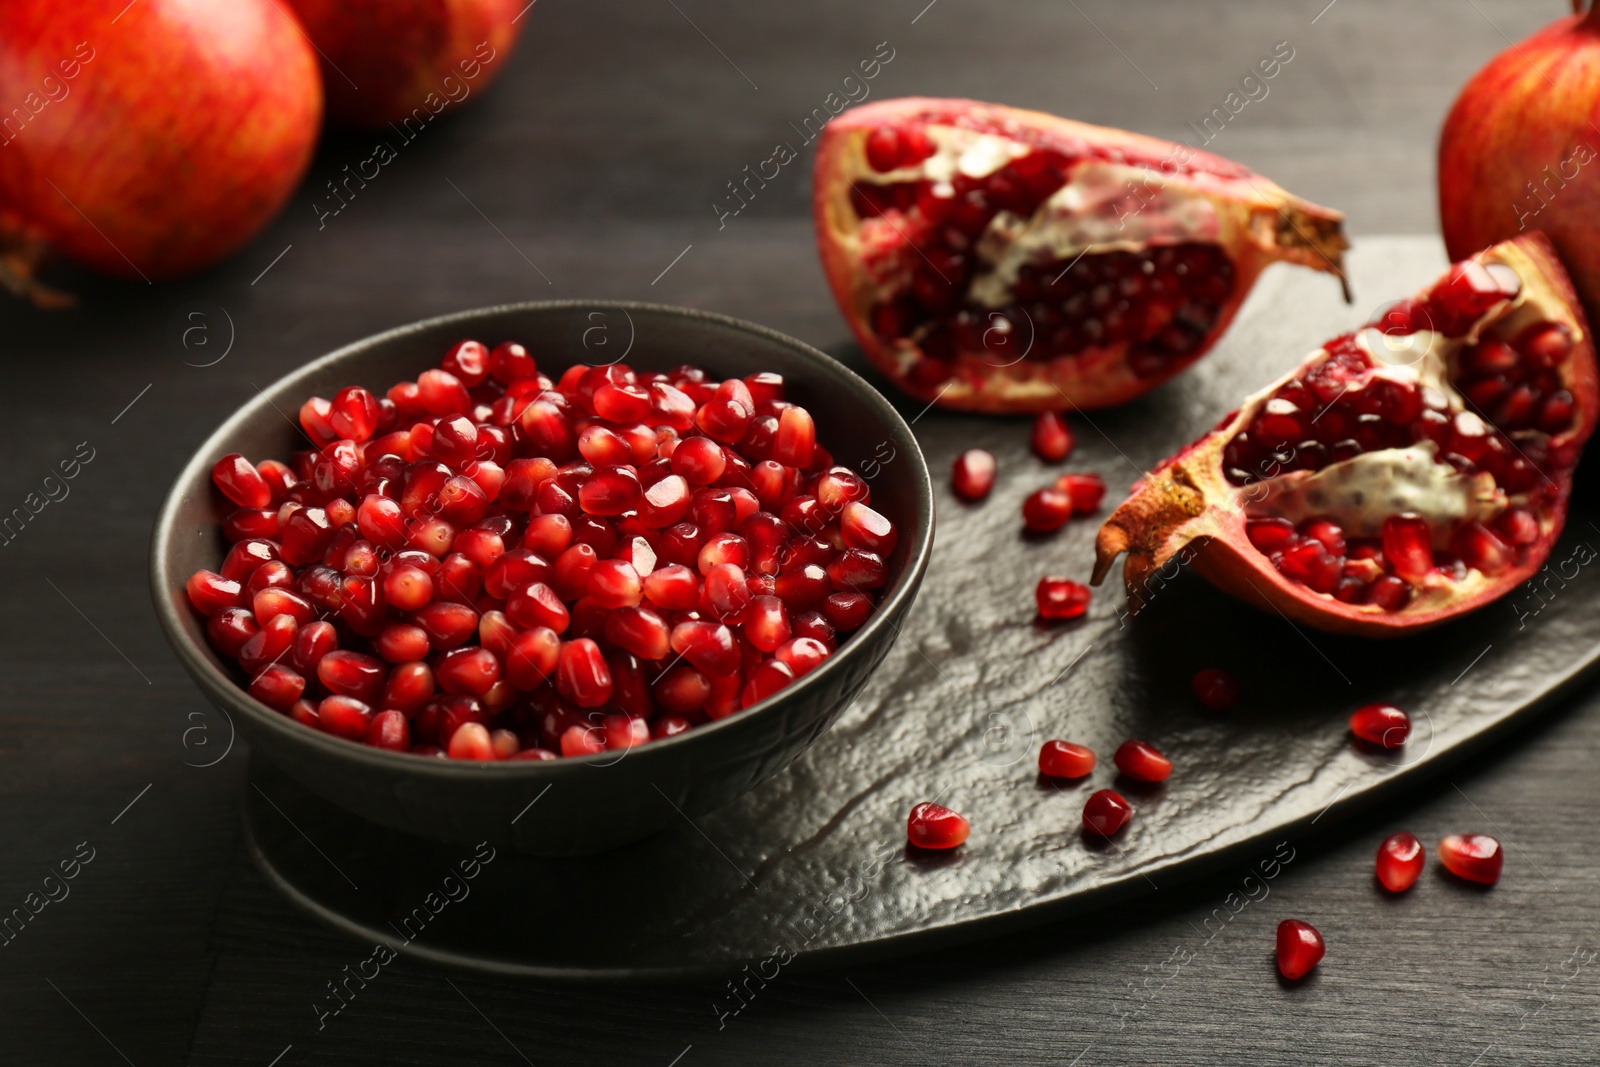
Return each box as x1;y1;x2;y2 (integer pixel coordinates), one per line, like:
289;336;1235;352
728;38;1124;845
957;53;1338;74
150;301;933;855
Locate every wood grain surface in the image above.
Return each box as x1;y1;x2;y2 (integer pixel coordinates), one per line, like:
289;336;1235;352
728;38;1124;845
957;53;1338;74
1;1;1591;1064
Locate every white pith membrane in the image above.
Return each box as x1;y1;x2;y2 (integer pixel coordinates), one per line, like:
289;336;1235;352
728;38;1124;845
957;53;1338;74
1222;281;1569;608
851;123;1224;320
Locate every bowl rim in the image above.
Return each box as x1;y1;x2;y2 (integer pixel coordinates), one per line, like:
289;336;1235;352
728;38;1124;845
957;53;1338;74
149;299;935;780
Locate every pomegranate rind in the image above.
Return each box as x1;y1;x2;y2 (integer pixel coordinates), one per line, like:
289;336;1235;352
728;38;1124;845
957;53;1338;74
814;97;1349;413
1439;8;1600;330
1093;233;1598;636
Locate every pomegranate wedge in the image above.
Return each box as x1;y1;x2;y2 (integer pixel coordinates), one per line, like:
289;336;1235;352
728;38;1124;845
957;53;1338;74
813;97;1349;412
1093;234;1598;636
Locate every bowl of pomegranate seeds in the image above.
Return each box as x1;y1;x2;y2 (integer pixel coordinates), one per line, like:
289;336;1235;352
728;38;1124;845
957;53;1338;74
151;302;933;854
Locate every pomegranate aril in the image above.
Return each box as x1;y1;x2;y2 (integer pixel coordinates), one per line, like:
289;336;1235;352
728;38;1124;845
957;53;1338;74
839;502;897;555
318;695;373;741
186;570;243;616
1275;919;1325;980
1349;702;1410;748
1113;738;1172;782
1192;668;1239;711
436;647;500;696
366;709;411;752
1437;833;1503;885
670;620;740;677
206;608;260;658
774;636;829;676
559;722;606;757
448;721;496;760
906;801;969;850
212;454;272;508
1039;740;1095;779
1246;518;1297;553
740;659;796;708
1375;832;1424;893
951;449;997;502
1021;488;1073;532
1035;576;1090;620
1082;789;1132;836
248;663;305;711
1381;514;1433;585
1031;412;1074;461
555;638;613;707
1054;473;1105;514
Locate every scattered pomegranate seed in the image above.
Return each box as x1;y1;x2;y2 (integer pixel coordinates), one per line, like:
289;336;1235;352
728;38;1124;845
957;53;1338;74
1113;739;1172;782
1191;668;1239;711
907;801;969;849
1375;832;1425;892
1275;919;1325;980
1039;740;1095;779
951;449;997;502
1082;789;1132;836
1031;412;1074;462
1438;833;1503;885
1035;576;1091;620
1053;472;1105;514
1348;703;1410;749
1021;488;1073;532
187;344;898;759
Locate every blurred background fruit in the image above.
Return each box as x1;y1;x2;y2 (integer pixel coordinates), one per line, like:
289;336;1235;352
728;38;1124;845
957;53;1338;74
0;0;322;288
285;0;525;128
1440;3;1600;326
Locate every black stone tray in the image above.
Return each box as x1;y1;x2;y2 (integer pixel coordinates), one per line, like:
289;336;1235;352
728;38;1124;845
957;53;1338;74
246;237;1600;979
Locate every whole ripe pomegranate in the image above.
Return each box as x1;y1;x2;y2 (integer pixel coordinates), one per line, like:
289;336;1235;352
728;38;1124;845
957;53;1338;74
1094;234;1597;636
285;0;524;128
813;98;1349;413
0;0;321;283
1440;2;1600;327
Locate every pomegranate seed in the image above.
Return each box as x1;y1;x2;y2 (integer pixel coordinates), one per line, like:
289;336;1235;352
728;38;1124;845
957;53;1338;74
602;712;649;750
212;454;273;509
951;449;997;501
1375;832;1424;893
839;501;897;555
436;647;500;696
366;709;410;751
1438;833;1503;885
1021;488;1073;532
206;608;259;657
448;721;496;760
1246;518;1297;552
1053;472;1105;514
1113;739;1172;782
741;659;796;708
1275;919;1325;980
556;638;613;707
864;126;903;172
773;406;816;467
1039;740;1095;778
248;663;305;711
559;722;606;757
384;662;435;713
1035;576;1090;620
1381;514;1433;584
774;636;829;676
318;650;386;705
670;620;740;676
186;570;243;616
318;695;373;741
906;802;969;849
1031;412;1074;461
1082;789;1132;836
1192;668;1239;711
1348;703;1409;749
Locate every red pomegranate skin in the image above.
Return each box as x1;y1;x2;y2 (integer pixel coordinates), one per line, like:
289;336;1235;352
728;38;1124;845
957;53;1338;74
286;0;524;128
1440;7;1600;325
0;0;322;279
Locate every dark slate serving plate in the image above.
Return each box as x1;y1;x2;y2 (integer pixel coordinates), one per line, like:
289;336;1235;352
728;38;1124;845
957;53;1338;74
245;237;1600;979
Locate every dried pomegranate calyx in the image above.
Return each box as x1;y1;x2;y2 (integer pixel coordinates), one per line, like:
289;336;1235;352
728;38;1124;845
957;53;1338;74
1093;233;1598;636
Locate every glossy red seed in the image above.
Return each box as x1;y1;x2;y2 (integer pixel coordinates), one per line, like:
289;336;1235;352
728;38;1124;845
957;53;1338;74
907;802;969;849
1349;703;1409;749
1031;411;1074;461
1381;513;1432;584
248;663;305;711
1053;472;1105;514
1192;668;1239;711
1438;833;1503;885
556;638;613;707
670;620;740;676
1276;919;1325;980
951;449;997;502
1035;576;1090;620
1113;739;1172;782
1022;488;1073;532
839;501;897;555
740;659;796;708
186;570;243;616
448;721;496;760
436;647;500;696
1082;789;1132;836
318;695;373;741
366;709;410;752
1039;740;1095;778
865;126;902;172
212;454;272;508
1375;832;1425;892
774;636;829;676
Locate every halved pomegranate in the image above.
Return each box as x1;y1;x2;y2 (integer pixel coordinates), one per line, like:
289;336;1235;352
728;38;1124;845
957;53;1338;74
813;97;1349;412
1093;234;1598;635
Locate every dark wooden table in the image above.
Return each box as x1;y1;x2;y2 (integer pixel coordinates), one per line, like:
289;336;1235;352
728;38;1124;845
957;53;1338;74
4;1;1593;1063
